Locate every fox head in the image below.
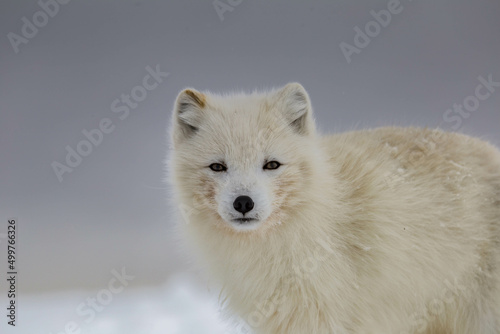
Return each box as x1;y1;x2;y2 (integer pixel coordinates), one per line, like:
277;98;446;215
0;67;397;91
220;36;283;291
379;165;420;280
170;83;320;233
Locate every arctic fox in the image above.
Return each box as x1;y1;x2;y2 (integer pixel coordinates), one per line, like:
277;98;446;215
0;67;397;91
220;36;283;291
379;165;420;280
168;83;500;333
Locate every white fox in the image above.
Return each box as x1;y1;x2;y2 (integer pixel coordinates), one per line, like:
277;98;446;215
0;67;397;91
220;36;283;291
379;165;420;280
169;83;500;333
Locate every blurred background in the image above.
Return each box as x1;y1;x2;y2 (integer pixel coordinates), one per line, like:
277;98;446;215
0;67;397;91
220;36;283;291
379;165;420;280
0;0;499;333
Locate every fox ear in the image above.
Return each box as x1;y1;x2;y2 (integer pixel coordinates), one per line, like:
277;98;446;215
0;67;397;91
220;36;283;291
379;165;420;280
276;83;315;135
172;88;206;143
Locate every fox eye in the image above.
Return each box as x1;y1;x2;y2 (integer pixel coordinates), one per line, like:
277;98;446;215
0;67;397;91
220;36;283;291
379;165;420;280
209;163;227;172
263;161;281;170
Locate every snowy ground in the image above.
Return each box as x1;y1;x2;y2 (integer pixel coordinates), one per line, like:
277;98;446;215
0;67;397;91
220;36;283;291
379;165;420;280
1;274;235;334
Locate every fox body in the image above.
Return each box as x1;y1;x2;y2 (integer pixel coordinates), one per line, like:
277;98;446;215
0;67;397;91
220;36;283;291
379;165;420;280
169;83;500;333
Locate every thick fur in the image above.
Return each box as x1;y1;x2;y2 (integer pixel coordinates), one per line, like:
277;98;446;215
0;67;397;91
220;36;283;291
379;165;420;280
168;83;500;333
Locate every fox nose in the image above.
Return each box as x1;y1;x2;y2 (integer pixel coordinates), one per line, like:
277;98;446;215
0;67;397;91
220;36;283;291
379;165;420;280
233;196;254;214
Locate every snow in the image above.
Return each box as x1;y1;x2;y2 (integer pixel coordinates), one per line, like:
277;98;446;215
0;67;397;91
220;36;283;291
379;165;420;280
2;274;232;334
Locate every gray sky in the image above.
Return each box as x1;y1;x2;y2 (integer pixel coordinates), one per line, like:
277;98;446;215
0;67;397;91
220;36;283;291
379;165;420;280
0;0;499;293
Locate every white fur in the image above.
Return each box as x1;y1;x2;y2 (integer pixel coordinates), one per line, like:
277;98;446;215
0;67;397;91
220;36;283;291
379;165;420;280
214;168;273;232
168;83;500;333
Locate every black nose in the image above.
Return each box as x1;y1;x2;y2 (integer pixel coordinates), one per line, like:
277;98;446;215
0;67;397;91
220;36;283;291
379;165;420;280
233;196;254;214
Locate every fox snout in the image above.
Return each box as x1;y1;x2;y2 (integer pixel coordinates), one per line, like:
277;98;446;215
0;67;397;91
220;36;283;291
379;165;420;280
233;195;254;215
